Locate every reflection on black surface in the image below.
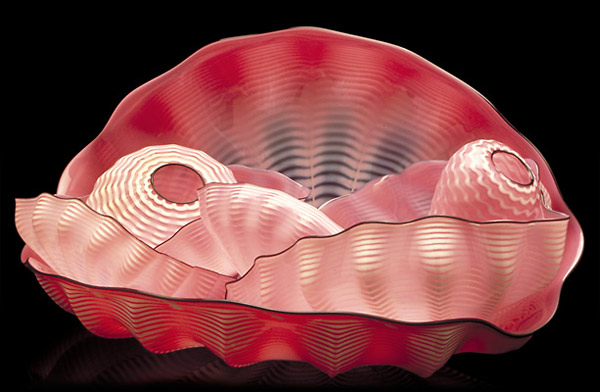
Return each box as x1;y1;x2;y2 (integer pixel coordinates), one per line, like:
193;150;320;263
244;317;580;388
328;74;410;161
27;327;493;388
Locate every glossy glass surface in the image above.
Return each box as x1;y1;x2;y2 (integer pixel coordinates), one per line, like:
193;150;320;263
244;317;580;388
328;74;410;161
14;27;583;378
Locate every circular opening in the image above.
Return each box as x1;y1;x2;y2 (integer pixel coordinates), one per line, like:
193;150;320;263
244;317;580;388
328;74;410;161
151;164;205;204
491;150;534;186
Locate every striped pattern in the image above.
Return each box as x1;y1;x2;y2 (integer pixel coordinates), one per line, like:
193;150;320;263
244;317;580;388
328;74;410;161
86;144;237;248
227;216;569;326
56;27;544;209
15;194;233;299
156;183;342;276
319;160;447;228
17;27;582;378
429;140;544;221
228;164;311;200
29;260;530;378
296;318;373;375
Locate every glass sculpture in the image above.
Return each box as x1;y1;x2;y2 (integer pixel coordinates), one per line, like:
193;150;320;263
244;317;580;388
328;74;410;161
15;27;583;378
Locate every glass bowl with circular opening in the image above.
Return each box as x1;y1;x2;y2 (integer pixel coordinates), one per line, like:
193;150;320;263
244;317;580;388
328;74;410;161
15;27;583;378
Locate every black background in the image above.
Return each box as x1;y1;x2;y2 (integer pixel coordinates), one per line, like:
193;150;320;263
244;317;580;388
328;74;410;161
2;7;598;390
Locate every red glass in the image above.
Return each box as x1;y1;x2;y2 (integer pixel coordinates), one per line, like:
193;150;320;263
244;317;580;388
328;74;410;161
15;27;583;378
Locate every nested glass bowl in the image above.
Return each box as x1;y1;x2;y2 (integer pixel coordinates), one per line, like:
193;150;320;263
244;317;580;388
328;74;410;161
15;27;583;378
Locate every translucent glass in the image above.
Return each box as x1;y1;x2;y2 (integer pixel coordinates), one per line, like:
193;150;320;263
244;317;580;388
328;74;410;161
14;27;583;378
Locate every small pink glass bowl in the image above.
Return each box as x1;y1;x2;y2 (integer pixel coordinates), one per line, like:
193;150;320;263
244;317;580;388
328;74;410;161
15;27;583;378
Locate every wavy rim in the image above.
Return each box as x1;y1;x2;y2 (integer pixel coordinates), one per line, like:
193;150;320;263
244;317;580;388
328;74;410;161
26;186;570;274
63;26;570;205
16;193;231;279
29;26;582;339
24;259;535;339
207;27;574;209
213;28;581;229
227;27;584;296
20;187;571;337
58;26;582;258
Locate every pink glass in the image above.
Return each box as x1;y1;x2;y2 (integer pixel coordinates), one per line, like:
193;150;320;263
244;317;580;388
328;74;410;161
14;27;583;378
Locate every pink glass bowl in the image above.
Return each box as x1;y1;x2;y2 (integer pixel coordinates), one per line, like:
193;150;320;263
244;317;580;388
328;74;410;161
15;27;583;378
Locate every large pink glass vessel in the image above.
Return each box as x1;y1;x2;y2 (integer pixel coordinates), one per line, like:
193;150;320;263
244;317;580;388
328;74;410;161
15;27;583;378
